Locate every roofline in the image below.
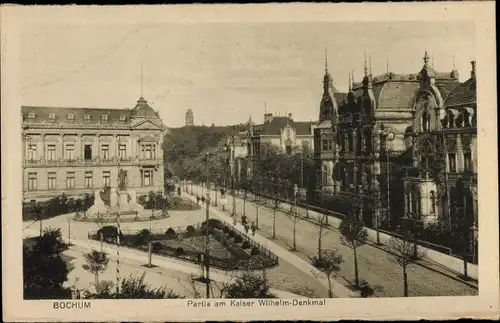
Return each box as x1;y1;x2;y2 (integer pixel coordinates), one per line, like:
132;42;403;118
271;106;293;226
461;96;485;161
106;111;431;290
21;105;130;112
444;102;477;109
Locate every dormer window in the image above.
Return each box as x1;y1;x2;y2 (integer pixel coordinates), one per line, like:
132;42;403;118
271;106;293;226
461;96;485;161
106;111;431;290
84;114;91;120
119;115;127;121
67;113;75;120
101;115;109;121
49;113;56;120
27;113;36;119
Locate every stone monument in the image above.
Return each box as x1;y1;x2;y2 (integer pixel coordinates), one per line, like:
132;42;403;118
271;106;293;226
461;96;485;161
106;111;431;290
87;168;144;219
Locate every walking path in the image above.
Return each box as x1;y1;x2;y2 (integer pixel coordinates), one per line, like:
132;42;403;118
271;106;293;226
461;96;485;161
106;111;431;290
189;185;477;297
23;228;306;299
183;192;358;298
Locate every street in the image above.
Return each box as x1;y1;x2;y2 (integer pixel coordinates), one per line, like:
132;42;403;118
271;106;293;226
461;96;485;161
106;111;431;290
194;184;478;297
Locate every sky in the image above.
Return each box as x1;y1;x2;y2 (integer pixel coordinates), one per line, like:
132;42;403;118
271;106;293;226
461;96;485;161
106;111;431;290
19;21;475;127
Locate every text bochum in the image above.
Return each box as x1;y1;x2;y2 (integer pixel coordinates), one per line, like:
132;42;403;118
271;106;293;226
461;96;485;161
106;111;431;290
187;299;326;307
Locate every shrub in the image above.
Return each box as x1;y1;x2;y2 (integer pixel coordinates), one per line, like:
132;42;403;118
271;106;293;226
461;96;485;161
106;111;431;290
186;225;196;235
152;242;163;252
97;225;119;242
227;230;235;238
133;229;151;246
165;228;177;239
222;226;230;233
241;241;251;249
250;247;260;255
234;235;243;244
175;247;185;256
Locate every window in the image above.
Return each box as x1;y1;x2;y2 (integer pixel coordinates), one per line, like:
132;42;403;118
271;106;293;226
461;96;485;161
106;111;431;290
28;144;37;160
142;144;153;159
365;129;372;152
142;170;153;186
448;153;456;172
285;145;292;154
102;171;110;187
84;114;91;120
422;110;430;131
101;144;110;160
65;144;75;160
464;152;472;172
348;132;353;151
49;113;56;120
28;173;37;190
286;129;291;138
316;169;321;186
84;144;92;160
66;172;75;189
322;166;328;185
101;115;108;121
48;172;56;190
119;115;127;121
328;140;333;151
119;144;127;160
430;191;436;214
85;171;93;188
28;113;36;119
67;114;75;120
47;144;56;161
322;139;328;151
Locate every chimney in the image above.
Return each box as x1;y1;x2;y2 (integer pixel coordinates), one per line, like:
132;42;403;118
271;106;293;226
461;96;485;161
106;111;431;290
471;61;476;79
264;113;273;123
288;113;293;121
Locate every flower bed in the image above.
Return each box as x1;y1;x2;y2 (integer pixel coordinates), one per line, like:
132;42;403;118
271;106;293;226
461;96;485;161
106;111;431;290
88;222;278;270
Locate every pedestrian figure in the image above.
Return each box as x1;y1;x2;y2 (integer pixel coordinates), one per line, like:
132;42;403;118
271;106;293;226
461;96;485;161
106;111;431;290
196;196;200;204
244;224;249;234
201;196;206;205
251;222;256;236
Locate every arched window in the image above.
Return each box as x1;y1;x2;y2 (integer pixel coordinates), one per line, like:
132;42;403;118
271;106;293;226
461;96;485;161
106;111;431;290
422;110;431;131
365;129;372;152
447;111;454;128
462;110;470;127
430;190;436;214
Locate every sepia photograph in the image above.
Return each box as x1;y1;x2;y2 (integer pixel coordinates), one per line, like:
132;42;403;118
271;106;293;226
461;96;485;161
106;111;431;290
2;3;498;322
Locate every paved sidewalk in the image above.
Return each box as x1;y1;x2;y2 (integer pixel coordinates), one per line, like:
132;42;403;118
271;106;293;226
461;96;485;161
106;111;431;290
183;192;358;298
23;229;306;299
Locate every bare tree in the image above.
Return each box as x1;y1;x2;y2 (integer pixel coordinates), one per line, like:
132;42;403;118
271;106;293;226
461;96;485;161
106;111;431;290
386;230;423;297
316;213;330;259
311;249;343;298
339;209;368;288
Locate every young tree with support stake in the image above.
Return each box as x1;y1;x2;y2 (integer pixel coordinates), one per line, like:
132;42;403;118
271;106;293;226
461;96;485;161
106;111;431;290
82;249;109;292
316;213;330;259
311;249;343;298
386;221;423;297
339;205;368;288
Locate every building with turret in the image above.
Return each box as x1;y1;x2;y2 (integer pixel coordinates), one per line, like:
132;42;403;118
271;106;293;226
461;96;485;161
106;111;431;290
21;96;169;202
403;57;477;230
315;51;462;229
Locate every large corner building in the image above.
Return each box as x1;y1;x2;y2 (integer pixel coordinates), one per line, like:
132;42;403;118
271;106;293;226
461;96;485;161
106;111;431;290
21;96;169;202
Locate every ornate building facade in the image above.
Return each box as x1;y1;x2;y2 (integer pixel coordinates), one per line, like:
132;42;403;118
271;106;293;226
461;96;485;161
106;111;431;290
314;57;345;199
319;52;461;228
404;57;477;228
22;96;169;202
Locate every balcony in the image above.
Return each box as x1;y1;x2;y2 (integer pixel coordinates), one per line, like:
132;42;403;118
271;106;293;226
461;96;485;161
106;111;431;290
23;156;161;168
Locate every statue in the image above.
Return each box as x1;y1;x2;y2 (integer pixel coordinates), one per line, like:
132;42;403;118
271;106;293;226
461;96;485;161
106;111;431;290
99;186;111;207
118;169;128;191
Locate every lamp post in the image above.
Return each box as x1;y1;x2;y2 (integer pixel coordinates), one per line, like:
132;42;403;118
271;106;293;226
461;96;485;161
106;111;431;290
470;222;478;265
204;192;211;298
293;184;299;251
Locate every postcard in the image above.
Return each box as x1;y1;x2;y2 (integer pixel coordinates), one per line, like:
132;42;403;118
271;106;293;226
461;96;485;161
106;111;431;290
1;2;498;322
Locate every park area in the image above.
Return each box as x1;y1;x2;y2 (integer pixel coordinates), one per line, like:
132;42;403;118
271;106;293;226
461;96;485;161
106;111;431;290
89;218;279;271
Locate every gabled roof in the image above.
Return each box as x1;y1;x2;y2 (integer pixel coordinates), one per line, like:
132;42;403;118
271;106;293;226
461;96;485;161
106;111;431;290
254;117;316;136
444;77;476;108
